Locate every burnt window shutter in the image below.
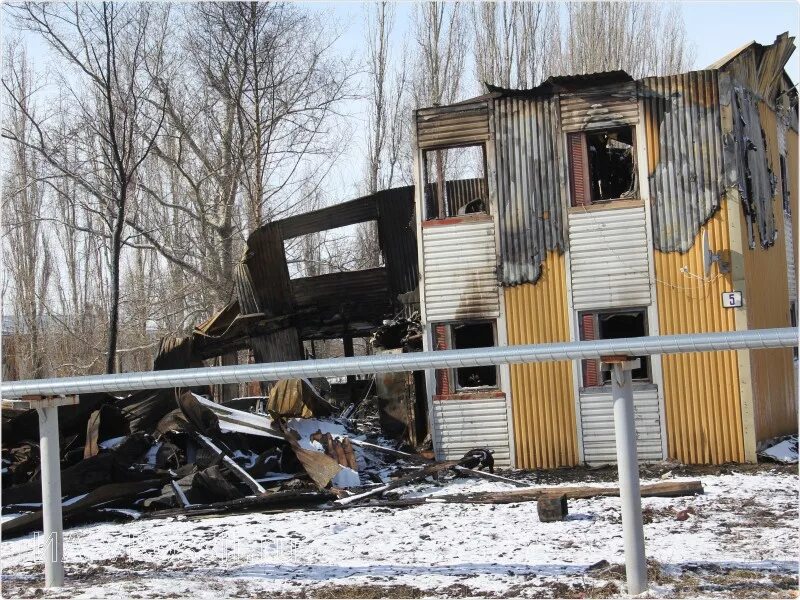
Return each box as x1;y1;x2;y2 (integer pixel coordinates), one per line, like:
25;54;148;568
568;132;591;207
581;313;599;387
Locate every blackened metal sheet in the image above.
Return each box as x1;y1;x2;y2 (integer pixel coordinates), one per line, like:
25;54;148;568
278;195;378;240
290;267;390;310
416;100;490;149
493;95;566;285
641;70;725;252
487;70;633;98
559;82;639;132
728;84;777;248
243;222;294;316
374;186;418;297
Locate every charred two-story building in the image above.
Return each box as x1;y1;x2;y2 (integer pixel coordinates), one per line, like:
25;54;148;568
414;34;798;469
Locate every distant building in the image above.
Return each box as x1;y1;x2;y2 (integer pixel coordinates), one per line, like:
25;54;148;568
413;33;798;468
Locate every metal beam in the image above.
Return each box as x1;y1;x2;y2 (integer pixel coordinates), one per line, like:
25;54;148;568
1;328;796;398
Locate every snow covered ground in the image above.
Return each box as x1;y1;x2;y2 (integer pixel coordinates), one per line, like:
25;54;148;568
2;465;797;598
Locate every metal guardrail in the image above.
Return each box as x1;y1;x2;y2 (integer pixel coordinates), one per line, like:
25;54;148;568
1;327;796;398
2;326;797;593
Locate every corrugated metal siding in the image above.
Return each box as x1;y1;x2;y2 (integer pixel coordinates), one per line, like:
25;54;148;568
374;187;419;297
642;71;725;252
559;83;638;132
505;252;578;469
422;219;499;322
743;104;796;443
492;96;566;286
652;207;745;464
579;387;663;465
416;100;490;149
568;204;651;310
789;128;799;300
431;396;512;466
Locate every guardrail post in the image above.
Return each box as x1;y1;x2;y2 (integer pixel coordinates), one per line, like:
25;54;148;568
602;356;647;595
36;404;65;587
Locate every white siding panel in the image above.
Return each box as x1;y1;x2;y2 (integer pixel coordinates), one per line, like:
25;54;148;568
579;387;663;465
568;205;651;310
785;211;796;301
432;397;511;466
423;220;499;321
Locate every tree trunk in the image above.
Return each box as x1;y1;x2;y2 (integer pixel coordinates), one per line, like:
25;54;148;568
105;186;127;374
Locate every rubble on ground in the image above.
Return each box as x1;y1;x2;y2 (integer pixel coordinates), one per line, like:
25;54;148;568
1;374;705;540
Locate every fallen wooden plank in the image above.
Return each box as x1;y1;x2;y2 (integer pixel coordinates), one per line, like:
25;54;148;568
417;480;705;504
143;490;335;519
2;478;165;539
453;465;529;488
349;439;528;487
335;460;459;505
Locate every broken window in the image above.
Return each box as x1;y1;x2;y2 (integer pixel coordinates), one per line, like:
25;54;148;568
423;144;488;220
579;309;650;387
433;320;498;393
569;126;637;206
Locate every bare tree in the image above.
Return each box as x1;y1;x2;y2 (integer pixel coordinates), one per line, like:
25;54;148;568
559;2;695;79
357;2;409;269
472;2;561;89
411;2;467;108
3;2;170;373
2;42;51;378
132;2;353;306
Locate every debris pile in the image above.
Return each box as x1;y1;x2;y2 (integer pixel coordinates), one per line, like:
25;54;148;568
1;376;705;540
0;378;494;538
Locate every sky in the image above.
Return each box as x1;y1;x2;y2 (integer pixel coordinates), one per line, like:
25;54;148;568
2;1;798;317
310;0;800;199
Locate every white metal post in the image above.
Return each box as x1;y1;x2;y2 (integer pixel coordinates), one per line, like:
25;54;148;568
606;358;647;595
36;405;65;588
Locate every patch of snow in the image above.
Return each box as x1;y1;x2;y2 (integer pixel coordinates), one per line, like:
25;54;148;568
331;467;361;488
3;469;796;597
143;442;162;467
98;436;126;450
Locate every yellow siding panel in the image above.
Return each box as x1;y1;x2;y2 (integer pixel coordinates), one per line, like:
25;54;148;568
654;206;745;464
744;105;797;442
505;252;578;469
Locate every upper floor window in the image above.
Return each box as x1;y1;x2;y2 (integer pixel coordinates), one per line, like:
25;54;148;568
423;144;488;220
568;126;637;207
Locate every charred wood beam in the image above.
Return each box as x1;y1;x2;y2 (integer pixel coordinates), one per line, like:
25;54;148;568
194;433;266;495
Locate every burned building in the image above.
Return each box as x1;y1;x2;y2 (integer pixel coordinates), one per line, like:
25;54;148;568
413;34;798;468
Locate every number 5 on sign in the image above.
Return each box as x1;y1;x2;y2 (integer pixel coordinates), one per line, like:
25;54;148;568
721;291;742;308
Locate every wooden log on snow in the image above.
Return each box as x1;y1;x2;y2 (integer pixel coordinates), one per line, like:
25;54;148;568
425;480;705;504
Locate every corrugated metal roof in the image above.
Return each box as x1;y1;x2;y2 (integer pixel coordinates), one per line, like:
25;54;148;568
486;70;633;98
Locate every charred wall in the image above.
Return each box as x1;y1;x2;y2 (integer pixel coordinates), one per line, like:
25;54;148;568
641;70;726;253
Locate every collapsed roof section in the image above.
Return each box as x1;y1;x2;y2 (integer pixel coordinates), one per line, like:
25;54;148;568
192;186;419;362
